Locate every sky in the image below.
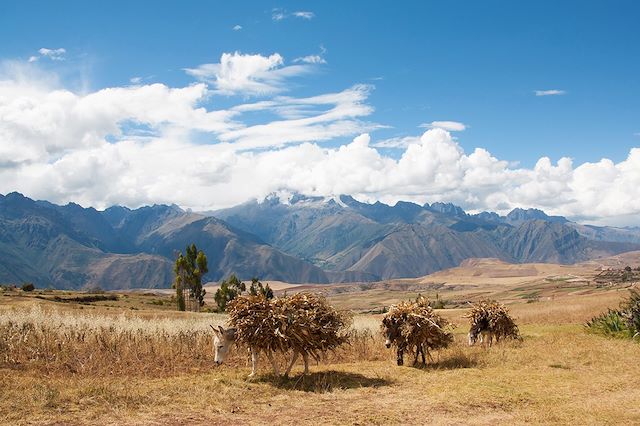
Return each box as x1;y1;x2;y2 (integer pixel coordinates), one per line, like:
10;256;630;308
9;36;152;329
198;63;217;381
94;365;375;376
0;1;639;225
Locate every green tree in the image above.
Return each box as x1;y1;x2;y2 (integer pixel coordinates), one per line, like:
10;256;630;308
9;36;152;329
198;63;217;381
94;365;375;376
173;244;208;311
214;274;245;312
248;277;274;299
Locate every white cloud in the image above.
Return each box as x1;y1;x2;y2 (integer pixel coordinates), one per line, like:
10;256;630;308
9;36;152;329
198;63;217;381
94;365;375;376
130;76;142;84
419;121;467;132
293;55;326;64
535;89;566;96
27;48;66;62
272;9;286;21
219;84;379;149
185;52;313;96
293;11;315;19
2;56;640;225
371;136;421;149
272;9;315;21
233;25;242;31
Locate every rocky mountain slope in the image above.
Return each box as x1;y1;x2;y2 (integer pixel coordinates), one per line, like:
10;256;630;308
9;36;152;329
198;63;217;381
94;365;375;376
212;195;640;280
1;191;639;289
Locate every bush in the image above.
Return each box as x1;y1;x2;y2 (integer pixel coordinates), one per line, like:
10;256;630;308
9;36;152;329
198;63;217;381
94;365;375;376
585;309;632;338
586;289;640;339
21;283;35;292
620;289;640;336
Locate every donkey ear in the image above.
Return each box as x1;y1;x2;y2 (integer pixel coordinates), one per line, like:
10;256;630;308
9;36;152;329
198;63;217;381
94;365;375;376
218;325;225;335
210;324;219;335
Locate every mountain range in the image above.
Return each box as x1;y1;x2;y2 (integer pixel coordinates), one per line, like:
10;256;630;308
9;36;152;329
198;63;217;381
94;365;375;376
1;191;639;290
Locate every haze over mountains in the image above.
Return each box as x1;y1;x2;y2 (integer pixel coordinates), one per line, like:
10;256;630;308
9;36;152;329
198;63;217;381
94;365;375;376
1;191;639;290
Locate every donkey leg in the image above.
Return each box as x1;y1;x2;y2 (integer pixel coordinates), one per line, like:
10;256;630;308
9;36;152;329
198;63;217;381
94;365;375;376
421;344;426;365
302;352;309;375
397;347;404;366
248;347;259;378
284;351;299;378
266;351;280;376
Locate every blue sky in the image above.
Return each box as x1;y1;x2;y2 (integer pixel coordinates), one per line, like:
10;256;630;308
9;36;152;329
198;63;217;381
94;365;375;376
2;1;639;164
0;1;639;224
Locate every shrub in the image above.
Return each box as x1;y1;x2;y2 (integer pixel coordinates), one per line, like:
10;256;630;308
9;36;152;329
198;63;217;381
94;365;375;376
585;309;632;338
586;289;640;339
620;289;640;336
21;283;35;292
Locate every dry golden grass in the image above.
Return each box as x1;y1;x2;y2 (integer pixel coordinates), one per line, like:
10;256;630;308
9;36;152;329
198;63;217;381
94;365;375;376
1;285;639;425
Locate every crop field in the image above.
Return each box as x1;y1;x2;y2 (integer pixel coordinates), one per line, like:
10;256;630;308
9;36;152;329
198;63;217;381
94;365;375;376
1;282;639;425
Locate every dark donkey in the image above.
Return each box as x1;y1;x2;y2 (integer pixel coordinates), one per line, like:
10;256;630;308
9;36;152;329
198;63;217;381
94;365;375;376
383;317;427;366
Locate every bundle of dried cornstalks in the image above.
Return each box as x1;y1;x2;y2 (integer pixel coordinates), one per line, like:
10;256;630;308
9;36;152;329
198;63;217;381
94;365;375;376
465;299;520;341
382;296;455;353
227;292;351;359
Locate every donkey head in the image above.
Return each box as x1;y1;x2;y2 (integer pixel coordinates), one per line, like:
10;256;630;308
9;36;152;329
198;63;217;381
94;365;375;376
211;325;236;364
383;318;401;348
468;316;490;346
468;329;480;346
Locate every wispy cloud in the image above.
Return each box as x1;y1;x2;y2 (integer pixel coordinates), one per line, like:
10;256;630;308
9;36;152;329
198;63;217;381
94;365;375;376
419;121;467;132
371;135;421;149
534;89;566;96
185;52;313;96
272;9;315;21
28;47;66;62
293;11;315;20
294;55;326;64
220;84;379;149
233;24;242;31
272;8;286;21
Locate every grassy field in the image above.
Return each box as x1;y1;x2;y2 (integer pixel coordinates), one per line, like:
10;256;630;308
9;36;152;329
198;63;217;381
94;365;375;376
1;282;639;425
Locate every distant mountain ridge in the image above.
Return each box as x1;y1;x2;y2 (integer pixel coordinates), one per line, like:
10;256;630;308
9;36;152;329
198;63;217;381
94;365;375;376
1;191;639;289
211;194;640;280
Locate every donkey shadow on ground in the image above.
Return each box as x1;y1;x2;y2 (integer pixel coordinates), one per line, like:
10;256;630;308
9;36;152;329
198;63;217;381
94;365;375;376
410;352;481;371
257;371;392;393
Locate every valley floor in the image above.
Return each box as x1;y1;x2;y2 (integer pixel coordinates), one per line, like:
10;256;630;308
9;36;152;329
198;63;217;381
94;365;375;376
1;284;639;425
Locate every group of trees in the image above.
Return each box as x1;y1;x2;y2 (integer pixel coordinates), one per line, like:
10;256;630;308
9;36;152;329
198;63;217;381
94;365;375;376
173;243;273;312
173;244;208;311
213;275;273;312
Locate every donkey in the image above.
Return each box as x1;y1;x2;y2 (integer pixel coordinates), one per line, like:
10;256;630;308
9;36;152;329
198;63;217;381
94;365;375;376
383;319;428;366
211;325;309;378
469;317;500;347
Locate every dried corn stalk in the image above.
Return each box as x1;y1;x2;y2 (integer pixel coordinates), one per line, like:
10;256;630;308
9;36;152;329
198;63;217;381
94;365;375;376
381;296;455;351
465;299;519;340
227;292;351;359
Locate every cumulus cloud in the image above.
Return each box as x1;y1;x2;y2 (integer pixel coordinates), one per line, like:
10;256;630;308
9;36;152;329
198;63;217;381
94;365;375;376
420;121;467;132
233;24;242;31
185;52;313;96
535;89;566;96
2;56;640;225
